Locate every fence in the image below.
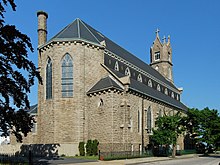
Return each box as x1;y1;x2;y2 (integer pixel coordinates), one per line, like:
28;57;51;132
0;153;28;164
99;150;153;160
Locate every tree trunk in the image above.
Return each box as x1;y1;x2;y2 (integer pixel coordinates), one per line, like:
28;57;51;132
172;144;176;158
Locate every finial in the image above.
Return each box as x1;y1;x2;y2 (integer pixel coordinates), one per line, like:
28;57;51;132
167;35;170;43
162;35;166;43
155;28;160;37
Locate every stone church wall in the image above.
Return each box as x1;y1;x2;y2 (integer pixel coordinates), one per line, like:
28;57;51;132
86;89;185;153
36;42;107;144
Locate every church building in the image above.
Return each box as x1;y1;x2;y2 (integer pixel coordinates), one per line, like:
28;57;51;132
12;11;187;156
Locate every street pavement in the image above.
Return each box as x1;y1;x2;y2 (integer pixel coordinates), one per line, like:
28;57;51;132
45;153;220;165
58;154;198;165
138;155;220;165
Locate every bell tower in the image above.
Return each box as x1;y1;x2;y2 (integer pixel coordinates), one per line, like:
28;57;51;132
150;29;173;83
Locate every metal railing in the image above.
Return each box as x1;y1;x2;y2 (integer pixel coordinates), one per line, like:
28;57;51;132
99;150;153;160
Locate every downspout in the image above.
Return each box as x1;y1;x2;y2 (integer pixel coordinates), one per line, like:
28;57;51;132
141;97;144;154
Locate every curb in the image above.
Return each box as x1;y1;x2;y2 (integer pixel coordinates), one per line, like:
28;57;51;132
125;154;198;165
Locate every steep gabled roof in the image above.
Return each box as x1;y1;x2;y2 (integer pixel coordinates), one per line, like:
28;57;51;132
50;18;101;45
48;18;187;110
87;76;123;94
49;18;177;90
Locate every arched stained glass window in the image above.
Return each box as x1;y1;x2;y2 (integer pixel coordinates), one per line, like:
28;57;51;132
125;67;130;76
148;79;152;87
114;61;119;71
147;107;152;133
61;54;73;97
137;74;142;82
46;58;52;99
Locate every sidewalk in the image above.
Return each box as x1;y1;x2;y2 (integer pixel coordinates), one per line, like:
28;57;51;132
61;154;198;165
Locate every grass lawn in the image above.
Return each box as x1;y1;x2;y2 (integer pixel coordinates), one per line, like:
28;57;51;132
65;155;99;160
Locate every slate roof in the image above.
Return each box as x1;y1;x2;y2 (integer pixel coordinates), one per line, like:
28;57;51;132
87;76;123;94
106;67;187;111
48;18;187;111
50;18;100;45
129;79;187;111
50;18;177;90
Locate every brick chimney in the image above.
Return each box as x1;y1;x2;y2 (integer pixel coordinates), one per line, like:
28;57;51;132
37;11;48;46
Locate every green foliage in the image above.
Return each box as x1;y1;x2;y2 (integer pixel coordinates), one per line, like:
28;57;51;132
86;140;93;156
0;0;42;142
81;139;99;156
92;139;99;156
78;141;85;156
150;112;186;157
151;112;185;146
185;107;220;149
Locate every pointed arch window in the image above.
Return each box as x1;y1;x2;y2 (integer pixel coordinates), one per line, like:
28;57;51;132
157;84;161;91
148;79;152;87
125;67;131;76
168;52;171;61
158;109;162;117
171;92;174;98
114;61;119;71
62;54;73;97
164;88;168;95
46;58;52;99
147;107;152;133
137;74;142;82
128;116;133;132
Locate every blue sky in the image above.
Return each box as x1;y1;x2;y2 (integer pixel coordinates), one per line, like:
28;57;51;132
4;0;220;111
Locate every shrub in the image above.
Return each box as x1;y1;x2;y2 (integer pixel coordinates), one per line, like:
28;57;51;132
86;140;93;156
92;139;99;156
78;141;85;156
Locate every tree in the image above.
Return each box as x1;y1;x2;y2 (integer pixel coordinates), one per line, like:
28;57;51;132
185;107;220;152
150;112;185;158
0;0;41;142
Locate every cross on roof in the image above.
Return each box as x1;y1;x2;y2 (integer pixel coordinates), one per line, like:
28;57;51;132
162;35;166;43
155;28;160;35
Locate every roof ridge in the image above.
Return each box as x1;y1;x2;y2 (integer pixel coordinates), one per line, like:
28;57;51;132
78;19;101;43
76;18;80;38
50;18;80;41
107;76;114;87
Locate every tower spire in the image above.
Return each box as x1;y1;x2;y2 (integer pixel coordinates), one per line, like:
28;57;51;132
150;30;173;83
